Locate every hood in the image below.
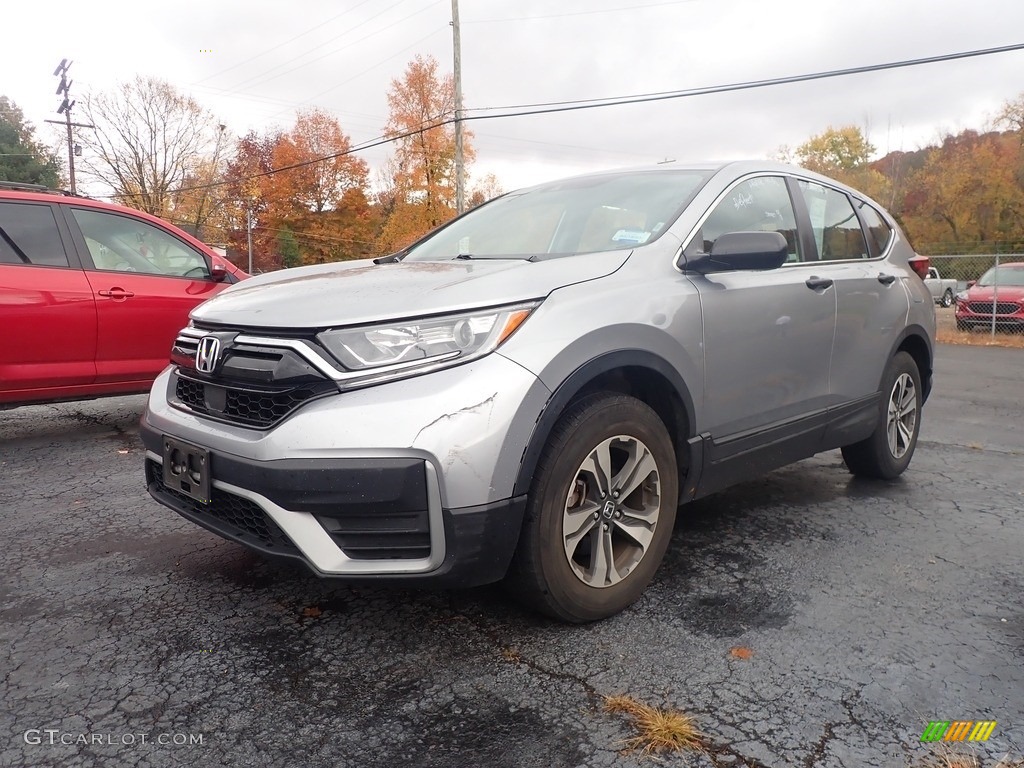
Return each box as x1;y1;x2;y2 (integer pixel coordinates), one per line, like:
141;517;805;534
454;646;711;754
191;252;629;329
965;284;1024;301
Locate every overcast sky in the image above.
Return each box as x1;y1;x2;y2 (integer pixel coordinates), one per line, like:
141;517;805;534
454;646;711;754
4;0;1024;195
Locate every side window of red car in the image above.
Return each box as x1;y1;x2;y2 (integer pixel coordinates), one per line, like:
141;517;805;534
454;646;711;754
70;208;211;279
0;202;70;267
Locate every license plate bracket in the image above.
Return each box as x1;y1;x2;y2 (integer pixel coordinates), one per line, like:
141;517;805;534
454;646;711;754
162;437;211;504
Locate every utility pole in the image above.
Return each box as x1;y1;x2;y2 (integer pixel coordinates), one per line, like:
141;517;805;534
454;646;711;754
450;0;466;214
46;59;93;195
246;206;254;274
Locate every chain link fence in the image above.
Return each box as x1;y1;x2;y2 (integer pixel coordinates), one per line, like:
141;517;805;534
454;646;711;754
922;253;1024;344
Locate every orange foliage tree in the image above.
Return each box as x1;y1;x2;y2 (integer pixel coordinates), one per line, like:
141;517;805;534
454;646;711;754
268;109;376;264
223;111;377;271
376;55;474;253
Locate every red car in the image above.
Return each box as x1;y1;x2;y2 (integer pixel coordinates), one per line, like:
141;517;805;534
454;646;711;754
0;182;246;408
955;261;1024;331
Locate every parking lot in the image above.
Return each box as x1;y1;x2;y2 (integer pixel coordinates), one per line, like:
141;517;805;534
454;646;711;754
1;342;1022;768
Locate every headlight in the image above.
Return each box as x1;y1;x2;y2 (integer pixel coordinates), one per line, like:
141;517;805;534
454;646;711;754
955;291;968;302
317;302;538;385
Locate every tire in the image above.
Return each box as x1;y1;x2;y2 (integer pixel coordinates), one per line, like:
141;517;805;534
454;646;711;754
941;289;954;308
841;351;922;480
505;393;679;622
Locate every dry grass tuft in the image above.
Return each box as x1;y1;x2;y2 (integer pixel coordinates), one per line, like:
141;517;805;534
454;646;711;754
934;309;1024;348
603;694;705;756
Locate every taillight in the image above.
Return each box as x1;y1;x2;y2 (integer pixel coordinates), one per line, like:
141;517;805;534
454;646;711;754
908;255;930;280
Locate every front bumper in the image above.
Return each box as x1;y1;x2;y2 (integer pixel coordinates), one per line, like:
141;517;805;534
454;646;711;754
142;429;527;587
141;352;549;586
955;302;1024;328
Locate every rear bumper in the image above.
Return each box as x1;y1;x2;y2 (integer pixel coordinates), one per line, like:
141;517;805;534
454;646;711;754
141;420;526;588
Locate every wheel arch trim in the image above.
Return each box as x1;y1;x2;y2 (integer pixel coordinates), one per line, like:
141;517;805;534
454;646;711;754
511;350;697;498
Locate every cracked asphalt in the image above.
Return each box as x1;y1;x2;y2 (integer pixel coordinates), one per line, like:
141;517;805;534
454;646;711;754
1;343;1022;768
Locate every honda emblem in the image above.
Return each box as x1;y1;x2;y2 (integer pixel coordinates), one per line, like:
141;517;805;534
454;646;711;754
195;336;221;374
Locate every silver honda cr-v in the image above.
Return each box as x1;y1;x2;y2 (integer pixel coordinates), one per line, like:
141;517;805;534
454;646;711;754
142;161;935;622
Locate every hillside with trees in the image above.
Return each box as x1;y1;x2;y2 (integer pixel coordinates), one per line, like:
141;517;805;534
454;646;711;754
786;93;1024;257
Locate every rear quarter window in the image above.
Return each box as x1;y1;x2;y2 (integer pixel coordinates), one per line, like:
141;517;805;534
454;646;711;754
856;201;893;256
0;202;70;267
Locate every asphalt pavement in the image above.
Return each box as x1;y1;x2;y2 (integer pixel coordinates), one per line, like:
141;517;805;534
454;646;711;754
1;343;1022;768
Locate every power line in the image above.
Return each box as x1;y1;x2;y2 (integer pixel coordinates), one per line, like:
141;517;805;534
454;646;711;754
259;26;449;123
192;0;381;85
97;42;1024;197
466;0;697;23
467;42;1024;116
222;0;434;94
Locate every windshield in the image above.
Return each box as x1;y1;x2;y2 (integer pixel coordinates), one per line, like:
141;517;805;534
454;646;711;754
977;265;1024;287
402;170;712;261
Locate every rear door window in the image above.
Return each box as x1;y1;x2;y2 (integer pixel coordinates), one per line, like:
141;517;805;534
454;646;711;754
0;202;70;267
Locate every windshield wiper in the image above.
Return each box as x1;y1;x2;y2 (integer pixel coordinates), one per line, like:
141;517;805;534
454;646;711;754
453;253;537;261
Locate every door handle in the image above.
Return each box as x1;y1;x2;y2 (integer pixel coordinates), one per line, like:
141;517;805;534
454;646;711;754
877;273;897;285
98;288;135;299
805;276;833;290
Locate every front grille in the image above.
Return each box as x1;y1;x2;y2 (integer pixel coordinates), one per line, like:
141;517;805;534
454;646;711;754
168;330;338;428
966;301;1021;315
176;377;204;409
173;375;329;428
147;459;298;555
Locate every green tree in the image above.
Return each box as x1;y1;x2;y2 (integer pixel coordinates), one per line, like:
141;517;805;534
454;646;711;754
277;227;302;268
0;97;61;186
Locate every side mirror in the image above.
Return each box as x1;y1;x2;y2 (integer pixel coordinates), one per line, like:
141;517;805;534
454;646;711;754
210;261;228;282
684;231;789;274
966;280;976;289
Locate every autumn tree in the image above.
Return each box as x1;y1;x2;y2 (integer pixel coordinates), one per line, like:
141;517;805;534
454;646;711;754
168;124;232;241
267;109;374;264
222;130;282;272
221;112;375;271
82;77;221;216
792;125;890;203
900;131;1024;251
0;96;60;186
377;55;474;252
468;172;504;209
997;91;1024;138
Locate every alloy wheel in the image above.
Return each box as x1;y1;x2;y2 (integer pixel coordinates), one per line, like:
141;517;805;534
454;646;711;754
561;435;661;588
886;372;917;459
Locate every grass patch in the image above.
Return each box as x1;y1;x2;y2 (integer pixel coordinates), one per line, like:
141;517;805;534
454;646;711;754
603;694;705;756
936;328;1024;348
934;308;1024;348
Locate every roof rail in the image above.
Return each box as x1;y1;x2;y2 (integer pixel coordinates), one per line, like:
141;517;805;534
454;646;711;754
0;180;79;196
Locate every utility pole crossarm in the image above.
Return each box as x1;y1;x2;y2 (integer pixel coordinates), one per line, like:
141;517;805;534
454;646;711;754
51;58;88;195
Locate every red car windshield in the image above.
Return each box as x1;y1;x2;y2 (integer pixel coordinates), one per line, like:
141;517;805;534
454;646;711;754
977;265;1024;287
